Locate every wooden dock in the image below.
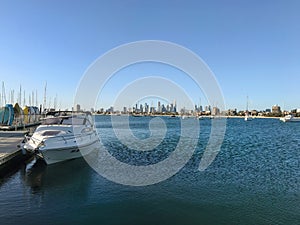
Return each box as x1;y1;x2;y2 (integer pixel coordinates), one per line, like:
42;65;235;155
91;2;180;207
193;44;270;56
0;121;41;131
0;131;33;177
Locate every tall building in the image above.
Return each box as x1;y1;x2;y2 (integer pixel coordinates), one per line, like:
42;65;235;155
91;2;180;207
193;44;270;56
161;104;166;113
212;107;220;116
199;105;203;112
166;104;170;112
140;104;143;113
272;105;281;114
205;105;211;113
144;103;149;114
123;107;127;114
157;101;161;113
76;104;81;112
170;103;174;112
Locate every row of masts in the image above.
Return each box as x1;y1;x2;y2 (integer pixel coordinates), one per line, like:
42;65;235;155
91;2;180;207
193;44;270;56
0;81;59;111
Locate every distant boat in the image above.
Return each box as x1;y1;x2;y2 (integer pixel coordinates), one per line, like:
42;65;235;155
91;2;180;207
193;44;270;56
132;114;142;117
245;96;253;121
244;114;253;121
280;115;300;122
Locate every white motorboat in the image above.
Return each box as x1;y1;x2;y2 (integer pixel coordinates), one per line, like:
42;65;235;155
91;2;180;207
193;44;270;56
280;114;300;122
24;112;99;164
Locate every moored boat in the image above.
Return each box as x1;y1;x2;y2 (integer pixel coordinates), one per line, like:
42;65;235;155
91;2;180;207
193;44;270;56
0;104;14;126
244;96;253;121
280;114;300;122
24;111;99;164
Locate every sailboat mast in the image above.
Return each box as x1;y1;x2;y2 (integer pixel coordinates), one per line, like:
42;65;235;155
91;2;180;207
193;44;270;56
43;82;47;112
36;89;38;106
23;90;26;106
19;85;22;105
2;81;6;104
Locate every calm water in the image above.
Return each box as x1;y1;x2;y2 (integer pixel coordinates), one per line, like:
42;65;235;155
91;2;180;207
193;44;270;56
0;116;299;225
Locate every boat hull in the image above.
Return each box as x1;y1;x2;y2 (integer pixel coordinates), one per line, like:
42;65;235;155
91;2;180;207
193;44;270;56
280;115;300;122
39;139;99;165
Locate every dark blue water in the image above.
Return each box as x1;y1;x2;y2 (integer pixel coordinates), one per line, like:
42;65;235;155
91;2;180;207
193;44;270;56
0;116;299;225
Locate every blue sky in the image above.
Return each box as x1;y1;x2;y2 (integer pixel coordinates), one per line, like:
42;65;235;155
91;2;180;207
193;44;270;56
0;0;299;111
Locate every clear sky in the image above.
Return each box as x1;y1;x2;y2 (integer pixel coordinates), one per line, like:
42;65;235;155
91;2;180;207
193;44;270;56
0;0;299;111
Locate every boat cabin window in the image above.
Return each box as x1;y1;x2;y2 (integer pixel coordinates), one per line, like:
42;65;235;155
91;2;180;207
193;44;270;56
42;117;62;125
41;130;62;136
61;117;87;125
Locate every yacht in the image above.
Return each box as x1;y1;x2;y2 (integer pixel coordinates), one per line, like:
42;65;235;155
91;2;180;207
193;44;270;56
280;114;300;122
24;111;99;164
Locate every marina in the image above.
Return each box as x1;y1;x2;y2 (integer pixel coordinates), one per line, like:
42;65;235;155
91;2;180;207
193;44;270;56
1;1;300;224
0;116;299;225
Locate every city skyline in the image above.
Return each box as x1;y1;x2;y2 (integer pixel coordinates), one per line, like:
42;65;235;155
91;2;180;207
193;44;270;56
0;1;300;111
1;80;300;114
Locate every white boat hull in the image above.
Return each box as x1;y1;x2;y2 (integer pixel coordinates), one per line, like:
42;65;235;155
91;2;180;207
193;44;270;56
40;139;99;164
280;115;300;122
23;112;100;165
280;118;300;122
245;116;253;121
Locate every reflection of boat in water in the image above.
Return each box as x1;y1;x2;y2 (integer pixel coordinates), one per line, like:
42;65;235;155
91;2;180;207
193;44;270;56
22;156;93;192
24;111;99;165
280;114;300;122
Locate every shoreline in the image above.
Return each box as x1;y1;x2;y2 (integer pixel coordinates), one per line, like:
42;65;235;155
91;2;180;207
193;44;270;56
92;114;282;119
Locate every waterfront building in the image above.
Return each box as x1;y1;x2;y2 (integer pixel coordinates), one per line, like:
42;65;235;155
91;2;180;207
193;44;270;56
166;104;170;112
212;107;220;116
161;104;166;113
150;106;155;114
157;101;161;113
123;107;127;114
144;103;149;114
76;104;81;112
227;109;237;116
272;105;281;114
106;106;114;114
251;110;258;116
170;103;174;112
140;104;143;113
